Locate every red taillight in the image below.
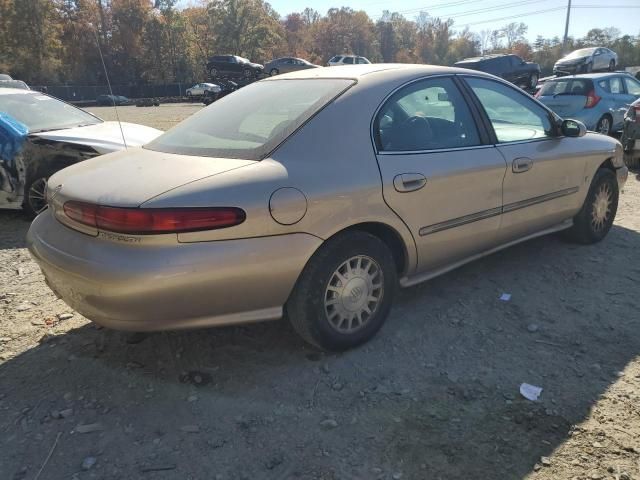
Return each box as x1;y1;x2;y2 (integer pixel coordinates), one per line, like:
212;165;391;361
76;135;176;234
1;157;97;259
63;201;245;234
585;90;601;108
633;105;640;123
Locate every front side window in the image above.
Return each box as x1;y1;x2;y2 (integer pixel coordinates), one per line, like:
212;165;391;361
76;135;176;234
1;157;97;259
375;77;480;152
465;77;553;143
330;56;342;63
624;77;640;95
343;57;354;65
146;79;354;160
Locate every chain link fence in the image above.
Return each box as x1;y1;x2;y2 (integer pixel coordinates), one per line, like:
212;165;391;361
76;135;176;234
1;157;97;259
30;83;190;102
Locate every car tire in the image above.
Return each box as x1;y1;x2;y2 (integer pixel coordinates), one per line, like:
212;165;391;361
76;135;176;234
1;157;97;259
23;172;53;217
596;115;612;136
243;68;252;78
608;60;615;71
564;168;618;244
286;231;397;351
270;68;279;76
528;73;538;90
585;62;593;73
209;68;218;78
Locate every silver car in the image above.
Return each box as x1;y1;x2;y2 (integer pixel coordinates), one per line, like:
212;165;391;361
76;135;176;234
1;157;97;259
264;57;320;76
186;83;221;97
28;65;628;351
554;47;618;75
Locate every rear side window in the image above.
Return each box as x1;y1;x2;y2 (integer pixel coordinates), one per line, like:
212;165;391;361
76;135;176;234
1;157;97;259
330;56;343;63
610;77;623;93
343;57;354;65
146;79;354;160
375;77;480;152
540;78;592;96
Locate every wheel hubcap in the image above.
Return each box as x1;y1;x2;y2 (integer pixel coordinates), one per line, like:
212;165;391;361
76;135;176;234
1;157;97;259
28;178;48;214
324;255;383;333
599;119;610;134
591;183;612;232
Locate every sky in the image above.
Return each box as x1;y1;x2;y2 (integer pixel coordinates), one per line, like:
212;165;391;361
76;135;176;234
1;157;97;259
181;0;640;42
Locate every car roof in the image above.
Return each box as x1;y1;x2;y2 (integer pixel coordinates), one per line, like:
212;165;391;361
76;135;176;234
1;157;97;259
0;87;37;95
266;63;485;80
548;72;627;80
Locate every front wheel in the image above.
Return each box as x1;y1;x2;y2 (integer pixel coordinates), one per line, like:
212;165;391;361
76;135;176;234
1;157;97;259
24;175;49;217
596;115;612;136
528;73;538;90
209;68;218;78
564;168;618;244
269;68;279;76
585;62;593;73
286;231;397;351
243;68;253;78
608;60;615;71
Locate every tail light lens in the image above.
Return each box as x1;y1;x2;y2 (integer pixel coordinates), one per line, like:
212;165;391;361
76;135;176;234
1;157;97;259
585;90;601;108
63;201;245;235
632;105;640;123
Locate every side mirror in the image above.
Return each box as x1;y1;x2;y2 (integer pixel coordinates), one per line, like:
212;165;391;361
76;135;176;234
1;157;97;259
561;119;587;137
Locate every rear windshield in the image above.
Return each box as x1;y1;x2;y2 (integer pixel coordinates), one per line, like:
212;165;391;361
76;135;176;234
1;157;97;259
539;78;593;96
145;79;354;160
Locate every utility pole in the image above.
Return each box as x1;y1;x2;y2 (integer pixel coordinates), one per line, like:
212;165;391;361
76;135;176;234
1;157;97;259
562;0;571;53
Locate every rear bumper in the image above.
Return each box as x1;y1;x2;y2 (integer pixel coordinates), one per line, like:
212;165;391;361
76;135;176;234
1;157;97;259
27;210;322;331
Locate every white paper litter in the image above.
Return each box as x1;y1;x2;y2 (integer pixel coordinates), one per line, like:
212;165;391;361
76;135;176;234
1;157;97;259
499;293;511;301
520;383;543;401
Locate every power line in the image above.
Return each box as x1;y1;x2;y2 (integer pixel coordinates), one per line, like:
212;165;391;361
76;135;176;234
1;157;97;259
452;4;639;28
371;0;490;18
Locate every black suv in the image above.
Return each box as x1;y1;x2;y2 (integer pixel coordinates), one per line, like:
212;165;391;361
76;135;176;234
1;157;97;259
206;55;264;79
454;54;540;90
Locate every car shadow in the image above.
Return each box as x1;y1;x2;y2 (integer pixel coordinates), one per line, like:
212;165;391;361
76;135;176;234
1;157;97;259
1;224;639;479
0;209;30;249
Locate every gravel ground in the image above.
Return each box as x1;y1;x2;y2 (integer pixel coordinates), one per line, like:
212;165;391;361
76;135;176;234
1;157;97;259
86;103;204;131
1;106;639;479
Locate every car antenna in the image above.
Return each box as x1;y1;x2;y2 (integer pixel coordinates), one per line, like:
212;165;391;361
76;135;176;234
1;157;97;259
88;23;127;149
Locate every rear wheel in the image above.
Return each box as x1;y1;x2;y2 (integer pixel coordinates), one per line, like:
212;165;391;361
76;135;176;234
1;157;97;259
596;115;612;136
209;68;218;78
528;73;538;90
287;231;397;351
564;168;618;244
270;68;279;76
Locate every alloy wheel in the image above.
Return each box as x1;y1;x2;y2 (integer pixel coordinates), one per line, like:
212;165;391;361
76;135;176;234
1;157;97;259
597;117;611;135
28;178;48;214
324;255;384;334
591;182;612;233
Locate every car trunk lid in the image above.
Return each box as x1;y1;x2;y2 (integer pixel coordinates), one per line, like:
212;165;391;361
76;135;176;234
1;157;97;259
47;147;255;209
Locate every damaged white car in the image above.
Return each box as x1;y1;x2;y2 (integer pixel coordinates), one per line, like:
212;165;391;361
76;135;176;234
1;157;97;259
0;88;162;215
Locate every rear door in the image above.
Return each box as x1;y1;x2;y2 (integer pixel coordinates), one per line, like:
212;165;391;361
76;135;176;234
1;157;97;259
463;76;586;242
374;76;507;273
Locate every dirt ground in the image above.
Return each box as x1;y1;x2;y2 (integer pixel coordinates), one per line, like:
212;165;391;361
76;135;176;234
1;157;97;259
1;105;639;480
86;103;204;130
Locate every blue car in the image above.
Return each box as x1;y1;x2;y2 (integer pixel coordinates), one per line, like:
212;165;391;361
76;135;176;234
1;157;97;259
537;72;640;135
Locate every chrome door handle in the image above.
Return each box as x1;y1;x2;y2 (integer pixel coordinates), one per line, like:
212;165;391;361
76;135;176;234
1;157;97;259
512;157;533;173
393;173;427;192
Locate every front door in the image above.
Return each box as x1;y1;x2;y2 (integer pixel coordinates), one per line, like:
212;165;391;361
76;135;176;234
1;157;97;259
374;76;507;273
463;76;586;242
